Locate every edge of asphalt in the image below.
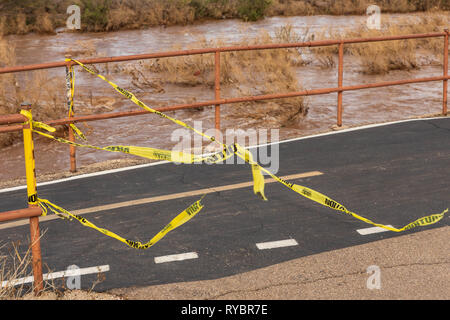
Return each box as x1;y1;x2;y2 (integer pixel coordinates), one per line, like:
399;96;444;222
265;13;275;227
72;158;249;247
108;116;449;300
7;115;450;300
109;225;449;300
0;114;446;193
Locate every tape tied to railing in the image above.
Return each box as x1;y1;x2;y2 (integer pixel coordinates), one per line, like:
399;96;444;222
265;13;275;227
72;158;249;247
14;59;448;250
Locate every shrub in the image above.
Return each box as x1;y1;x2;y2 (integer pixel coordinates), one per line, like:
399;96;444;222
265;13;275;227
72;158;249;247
80;0;111;31
237;0;272;22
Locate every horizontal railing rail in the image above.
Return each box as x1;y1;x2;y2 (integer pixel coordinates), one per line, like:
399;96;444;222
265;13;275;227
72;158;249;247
0;31;446;74
0;74;448;135
0;207;42;223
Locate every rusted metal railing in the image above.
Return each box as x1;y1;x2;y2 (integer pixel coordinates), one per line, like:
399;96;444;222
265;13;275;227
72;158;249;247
444;29;449;115
0;31;448;172
0;104;44;295
0;29;449;172
0;29;449;296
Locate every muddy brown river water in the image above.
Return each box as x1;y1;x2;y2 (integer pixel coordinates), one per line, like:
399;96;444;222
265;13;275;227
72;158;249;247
0;14;447;182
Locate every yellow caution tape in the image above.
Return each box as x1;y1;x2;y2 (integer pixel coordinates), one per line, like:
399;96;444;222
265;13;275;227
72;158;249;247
68;59;449;233
69;123;86;141
37;197;204;250
234;143;267;201
65;59;86;141
70;59;218;145
21;110;235;165
65;61;75;117
21;58;446;251
21;110;56;133
69;58;265;199
240;149;448;232
34;128;235;164
21;110;39;206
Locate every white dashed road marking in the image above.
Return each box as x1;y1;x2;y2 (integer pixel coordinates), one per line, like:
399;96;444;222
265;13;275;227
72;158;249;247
154;252;199;264
1;264;110;288
357;225;393;235
256;239;298;250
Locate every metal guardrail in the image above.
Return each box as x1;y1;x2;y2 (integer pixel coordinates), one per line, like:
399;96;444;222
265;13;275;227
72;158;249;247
0;31;448;295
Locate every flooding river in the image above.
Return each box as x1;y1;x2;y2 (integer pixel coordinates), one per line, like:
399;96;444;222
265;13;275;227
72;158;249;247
0;14;447;182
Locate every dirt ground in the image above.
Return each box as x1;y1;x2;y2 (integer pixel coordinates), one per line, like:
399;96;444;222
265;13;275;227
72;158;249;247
20;225;449;300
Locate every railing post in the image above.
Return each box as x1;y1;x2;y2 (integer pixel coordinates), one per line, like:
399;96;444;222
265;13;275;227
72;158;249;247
65;55;77;173
214;51;221;133
337;41;344;127
21;102;44;295
68;125;76;172
443;29;449;116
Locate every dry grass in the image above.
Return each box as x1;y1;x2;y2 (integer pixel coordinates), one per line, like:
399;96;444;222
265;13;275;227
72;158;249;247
0;233;61;300
0;0;448;35
124;26;309;126
35;12;56;35
105;0;197;31
346;27;420;74
0;241;34;299
98;0;450;32
0;237;110;300
269;0;448;16
309;12;450;74
0;33;67;147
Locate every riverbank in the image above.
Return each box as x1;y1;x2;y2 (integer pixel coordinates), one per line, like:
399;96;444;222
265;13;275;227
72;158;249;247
0;0;449;35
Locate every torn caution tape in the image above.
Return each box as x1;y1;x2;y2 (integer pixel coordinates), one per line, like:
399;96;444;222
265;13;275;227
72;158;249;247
234;143;267;201
288;184;448;232
69;58;217;144
65;59;86;141
22;108;264;201
21;110;234;165
37;197;205;250
241;152;449;232
68;58;266;200
19;58;447;253
59;61;450;233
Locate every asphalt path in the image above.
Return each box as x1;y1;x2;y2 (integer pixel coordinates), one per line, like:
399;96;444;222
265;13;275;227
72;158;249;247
0;118;449;292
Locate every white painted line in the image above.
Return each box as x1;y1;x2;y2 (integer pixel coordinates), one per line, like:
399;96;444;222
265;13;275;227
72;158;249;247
256;239;298;250
0;160;170;194
1;116;443;194
0;171;323;231
247;116;446;150
357;225;394;235
1;264;110;288
154;252;198;264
